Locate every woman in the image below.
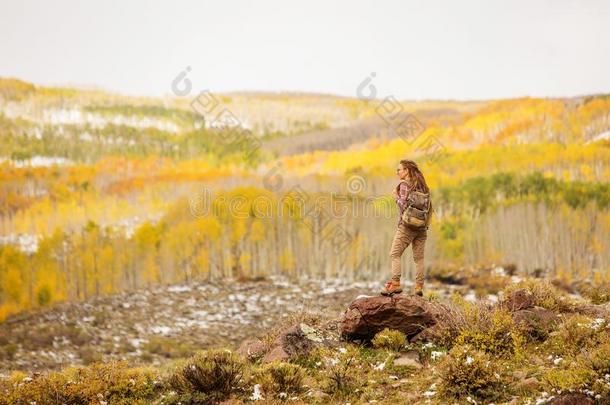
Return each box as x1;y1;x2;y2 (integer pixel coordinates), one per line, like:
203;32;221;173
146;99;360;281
381;159;431;297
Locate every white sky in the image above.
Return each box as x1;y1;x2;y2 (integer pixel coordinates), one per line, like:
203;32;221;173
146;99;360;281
1;0;609;100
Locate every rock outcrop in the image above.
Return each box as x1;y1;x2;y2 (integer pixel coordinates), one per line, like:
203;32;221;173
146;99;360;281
339;295;441;341
237;320;341;363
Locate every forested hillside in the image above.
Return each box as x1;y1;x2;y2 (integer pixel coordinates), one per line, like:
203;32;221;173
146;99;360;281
1;77;609;324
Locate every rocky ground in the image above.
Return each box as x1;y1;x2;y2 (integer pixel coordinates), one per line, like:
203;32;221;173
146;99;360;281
2;273;609;404
0;276;470;375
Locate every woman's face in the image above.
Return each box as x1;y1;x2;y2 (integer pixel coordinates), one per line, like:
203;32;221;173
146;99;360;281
396;165;408;181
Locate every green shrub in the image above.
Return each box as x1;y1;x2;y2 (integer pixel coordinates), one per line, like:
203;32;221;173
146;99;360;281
581;283;610;304
454;306;524;357
579;340;610;375
0;361;158;405
544;314;606;357
324;355;357;396
36;284;52;306
312;346;364;398
540;338;610;399
252;361;306;398
437;344;505;402
167;349;246;403
543;367;594;391
371;328;407;352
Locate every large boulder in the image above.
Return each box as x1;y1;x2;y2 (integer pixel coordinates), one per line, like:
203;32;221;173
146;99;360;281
339;295;439;341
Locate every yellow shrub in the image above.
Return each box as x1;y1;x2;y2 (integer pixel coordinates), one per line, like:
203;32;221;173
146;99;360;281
437;344;505;402
371;328;407;352
455;306;524;357
252;361;306;398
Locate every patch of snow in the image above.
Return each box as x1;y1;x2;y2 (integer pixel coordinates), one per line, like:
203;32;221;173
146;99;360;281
129;338;146;348
431;351;445;360
0;156;73;168
150;326;172;335
590;318;605;330
464;291;477;302
321;287;337;294
167;285;192;293
0;233;39;254
492;266;506;276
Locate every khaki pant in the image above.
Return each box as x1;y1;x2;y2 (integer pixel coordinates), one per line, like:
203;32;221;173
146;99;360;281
389;223;427;288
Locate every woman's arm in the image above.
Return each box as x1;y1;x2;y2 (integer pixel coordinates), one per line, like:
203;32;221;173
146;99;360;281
395;181;409;211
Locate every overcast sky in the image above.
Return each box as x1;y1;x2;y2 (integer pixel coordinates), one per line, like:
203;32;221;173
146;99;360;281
1;0;609;100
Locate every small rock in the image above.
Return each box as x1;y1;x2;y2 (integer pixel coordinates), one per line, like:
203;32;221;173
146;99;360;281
393;350;423;369
512;306;559;339
307;388;329;399
261;345;290;363
502;289;535;311
236;339;267;361
300;323;324;342
549;393;595;405
515;377;540;392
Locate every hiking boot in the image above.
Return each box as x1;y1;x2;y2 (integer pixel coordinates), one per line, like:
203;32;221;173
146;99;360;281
381;279;403;296
414;282;424;297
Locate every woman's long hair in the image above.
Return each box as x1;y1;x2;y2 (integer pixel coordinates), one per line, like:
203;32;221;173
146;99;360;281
398;159;429;193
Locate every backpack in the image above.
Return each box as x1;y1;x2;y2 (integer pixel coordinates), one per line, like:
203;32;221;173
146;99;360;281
400;181;432;230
